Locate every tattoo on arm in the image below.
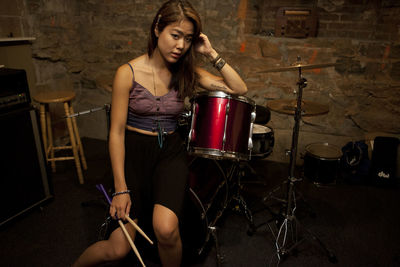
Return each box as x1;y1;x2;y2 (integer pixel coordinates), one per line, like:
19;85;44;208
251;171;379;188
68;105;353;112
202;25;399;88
210;83;228;92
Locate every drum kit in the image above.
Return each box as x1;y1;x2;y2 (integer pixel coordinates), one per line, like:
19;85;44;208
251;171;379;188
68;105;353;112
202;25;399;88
73;59;339;265
181;59;339;266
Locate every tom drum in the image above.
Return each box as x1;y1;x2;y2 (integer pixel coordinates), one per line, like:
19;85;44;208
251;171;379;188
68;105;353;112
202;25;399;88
188;91;256;161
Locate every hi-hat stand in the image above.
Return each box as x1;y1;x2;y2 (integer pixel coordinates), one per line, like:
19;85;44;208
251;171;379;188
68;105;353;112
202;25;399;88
262;66;337;265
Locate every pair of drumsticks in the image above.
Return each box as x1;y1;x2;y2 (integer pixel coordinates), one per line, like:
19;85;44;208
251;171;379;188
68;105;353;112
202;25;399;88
96;184;153;267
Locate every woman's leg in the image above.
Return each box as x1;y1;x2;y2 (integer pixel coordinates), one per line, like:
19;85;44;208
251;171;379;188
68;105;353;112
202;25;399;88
72;222;135;267
153;204;182;267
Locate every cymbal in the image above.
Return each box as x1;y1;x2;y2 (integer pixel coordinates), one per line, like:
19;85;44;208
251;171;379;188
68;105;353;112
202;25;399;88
267;99;329;116
257;62;338;73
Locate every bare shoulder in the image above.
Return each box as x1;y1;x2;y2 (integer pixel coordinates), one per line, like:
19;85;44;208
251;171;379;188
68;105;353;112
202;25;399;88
113;62;136;92
127;55;153;83
114;55;145;79
114;64;133;86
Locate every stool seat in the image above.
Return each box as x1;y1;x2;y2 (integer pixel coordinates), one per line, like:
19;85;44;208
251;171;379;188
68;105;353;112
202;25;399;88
32;90;76;104
33;89;87;184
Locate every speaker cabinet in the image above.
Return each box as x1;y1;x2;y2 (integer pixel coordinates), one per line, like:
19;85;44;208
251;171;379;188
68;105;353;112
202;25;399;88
0;107;53;226
370;136;399;186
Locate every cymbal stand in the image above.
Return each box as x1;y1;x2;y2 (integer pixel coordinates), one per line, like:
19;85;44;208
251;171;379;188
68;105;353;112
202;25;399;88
263;67;337;264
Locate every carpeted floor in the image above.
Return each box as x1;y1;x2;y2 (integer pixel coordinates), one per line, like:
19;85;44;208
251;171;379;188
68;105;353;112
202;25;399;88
0;138;399;267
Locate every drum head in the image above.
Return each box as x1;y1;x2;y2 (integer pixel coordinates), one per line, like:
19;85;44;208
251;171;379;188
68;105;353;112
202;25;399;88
305;143;342;160
192;90;255;106
253;124;272;134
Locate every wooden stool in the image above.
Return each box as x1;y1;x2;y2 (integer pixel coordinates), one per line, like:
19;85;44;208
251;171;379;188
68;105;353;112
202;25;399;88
32;90;87;184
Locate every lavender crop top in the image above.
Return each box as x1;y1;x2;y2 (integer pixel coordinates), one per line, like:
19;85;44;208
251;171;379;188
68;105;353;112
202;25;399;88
126;63;184;132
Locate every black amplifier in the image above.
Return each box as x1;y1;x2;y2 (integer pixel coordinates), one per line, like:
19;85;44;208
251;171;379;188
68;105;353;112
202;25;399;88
0;68;31;112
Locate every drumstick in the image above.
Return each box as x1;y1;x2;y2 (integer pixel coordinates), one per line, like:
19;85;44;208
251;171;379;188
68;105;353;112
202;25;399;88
96;184;153;244
118;220;146;267
125;215;154;245
95;184;153;264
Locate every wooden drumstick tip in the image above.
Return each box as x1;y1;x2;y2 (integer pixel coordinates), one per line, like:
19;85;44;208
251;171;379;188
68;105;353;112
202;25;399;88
125;214;154;245
118;220;146;267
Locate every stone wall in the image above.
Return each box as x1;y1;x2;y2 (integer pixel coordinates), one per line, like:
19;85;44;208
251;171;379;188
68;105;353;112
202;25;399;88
1;0;400;163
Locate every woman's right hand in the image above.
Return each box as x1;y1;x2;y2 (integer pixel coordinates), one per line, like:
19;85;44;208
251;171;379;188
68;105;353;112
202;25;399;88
110;194;132;220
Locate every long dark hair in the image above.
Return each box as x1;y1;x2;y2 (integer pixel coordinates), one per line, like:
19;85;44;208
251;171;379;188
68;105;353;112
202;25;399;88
147;0;202;99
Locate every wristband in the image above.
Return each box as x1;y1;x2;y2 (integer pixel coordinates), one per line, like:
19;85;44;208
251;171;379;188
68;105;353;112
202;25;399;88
112;190;131;197
210;54;221;65
214;58;226;71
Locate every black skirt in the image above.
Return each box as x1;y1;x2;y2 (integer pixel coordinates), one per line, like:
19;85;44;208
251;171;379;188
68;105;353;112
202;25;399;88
124;130;189;221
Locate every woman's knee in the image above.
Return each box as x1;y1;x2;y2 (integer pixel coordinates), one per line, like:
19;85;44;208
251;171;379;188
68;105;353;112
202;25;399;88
155;222;180;243
106;243;130;261
153;206;180;245
103;228;132;261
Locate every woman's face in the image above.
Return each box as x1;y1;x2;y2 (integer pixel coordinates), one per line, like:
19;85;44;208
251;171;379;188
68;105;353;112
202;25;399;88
155;18;194;64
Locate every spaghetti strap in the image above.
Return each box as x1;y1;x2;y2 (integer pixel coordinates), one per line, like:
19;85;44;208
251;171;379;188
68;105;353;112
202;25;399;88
127;62;135;81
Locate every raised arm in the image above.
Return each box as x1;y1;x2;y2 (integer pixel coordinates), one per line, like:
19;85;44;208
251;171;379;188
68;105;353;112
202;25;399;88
194;33;247;95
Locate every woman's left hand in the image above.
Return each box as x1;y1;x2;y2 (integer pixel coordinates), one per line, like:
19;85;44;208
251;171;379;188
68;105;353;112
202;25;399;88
194;33;217;60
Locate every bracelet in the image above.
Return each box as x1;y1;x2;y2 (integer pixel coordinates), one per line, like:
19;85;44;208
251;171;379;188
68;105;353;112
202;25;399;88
214;58;226;71
210;54;221;65
112;190;131;197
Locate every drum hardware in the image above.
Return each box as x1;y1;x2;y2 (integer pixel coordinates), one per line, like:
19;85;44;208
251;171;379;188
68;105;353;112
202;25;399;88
209;226;224;266
255;61;337;264
64;103;111;118
225;161;257;233
80;104;112;209
181;157;229;266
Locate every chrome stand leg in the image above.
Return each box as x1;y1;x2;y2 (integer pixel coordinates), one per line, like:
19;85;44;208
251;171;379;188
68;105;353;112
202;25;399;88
209;226;224;267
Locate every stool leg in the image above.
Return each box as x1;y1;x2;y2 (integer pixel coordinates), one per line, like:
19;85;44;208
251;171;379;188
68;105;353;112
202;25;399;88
39;104;48;161
69;105;87;170
64;101;84;184
46;105;56;172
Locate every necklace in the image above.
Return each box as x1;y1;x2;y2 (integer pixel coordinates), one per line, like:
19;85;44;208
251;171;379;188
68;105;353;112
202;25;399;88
151;64;157;96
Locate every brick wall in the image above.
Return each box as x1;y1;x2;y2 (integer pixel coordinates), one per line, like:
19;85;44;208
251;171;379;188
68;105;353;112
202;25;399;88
1;0;399;163
245;0;400;41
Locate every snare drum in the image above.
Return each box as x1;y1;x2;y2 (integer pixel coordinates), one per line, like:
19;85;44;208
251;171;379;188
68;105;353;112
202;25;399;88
251;124;274;159
188;91;256;161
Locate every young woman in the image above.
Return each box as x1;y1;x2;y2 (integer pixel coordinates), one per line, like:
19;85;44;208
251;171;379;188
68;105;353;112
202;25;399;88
73;1;247;266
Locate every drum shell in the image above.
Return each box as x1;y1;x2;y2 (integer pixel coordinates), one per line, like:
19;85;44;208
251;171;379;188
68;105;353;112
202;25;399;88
251;124;274;159
188;91;255;160
303;143;341;184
